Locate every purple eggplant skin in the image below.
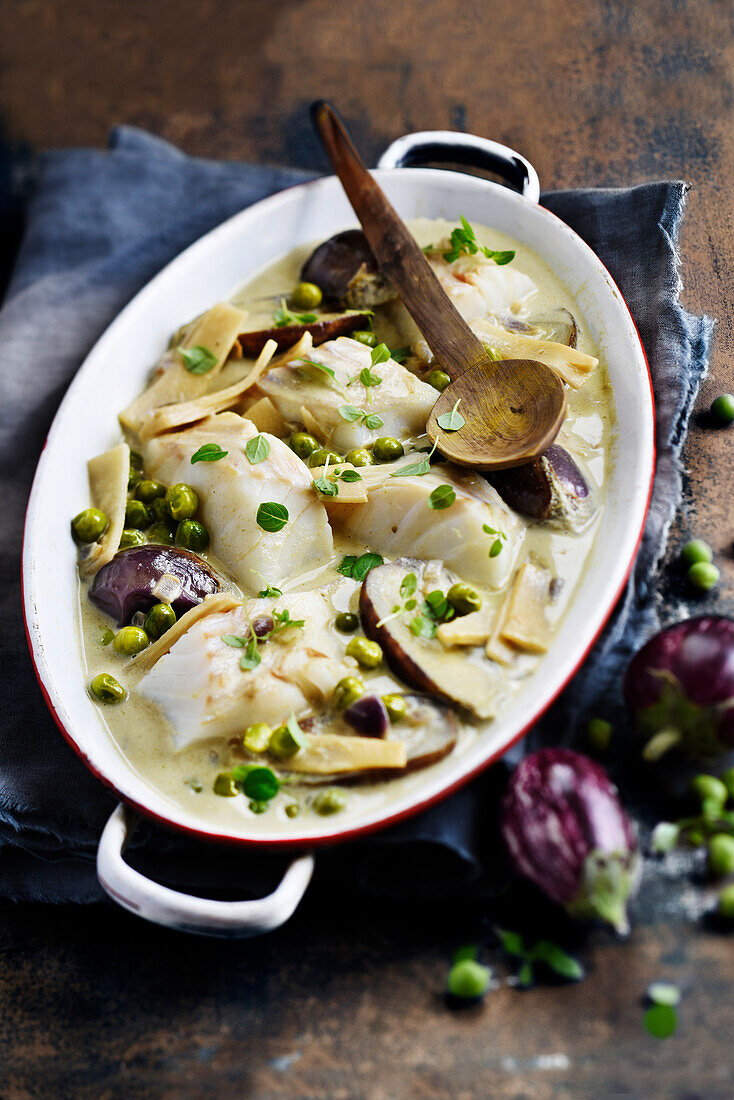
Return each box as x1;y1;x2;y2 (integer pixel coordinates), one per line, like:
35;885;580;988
501;749;639;934
300;230;396;310
88;545;220;625
343;695;389;738
624;616;734;760
488;444;591;524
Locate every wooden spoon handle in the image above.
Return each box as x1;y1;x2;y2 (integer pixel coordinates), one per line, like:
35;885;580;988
311;101;486;379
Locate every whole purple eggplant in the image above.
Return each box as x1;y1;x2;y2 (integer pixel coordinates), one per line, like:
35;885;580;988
624;616;734;759
501;749;639;933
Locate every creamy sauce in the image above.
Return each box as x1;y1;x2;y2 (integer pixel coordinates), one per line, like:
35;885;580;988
79;218;615;833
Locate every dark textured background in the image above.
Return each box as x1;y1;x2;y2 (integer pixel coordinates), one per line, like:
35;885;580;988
1;2;733;1097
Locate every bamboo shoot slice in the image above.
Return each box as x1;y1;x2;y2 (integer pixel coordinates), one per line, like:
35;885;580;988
132;592;241;672
310;464;369;504
473;318;598;388
245;396;290;436
79;443;130;578
139;340;277;440
499;562;553;653
437;603;495;648
283;733;406;774
120;302;248;433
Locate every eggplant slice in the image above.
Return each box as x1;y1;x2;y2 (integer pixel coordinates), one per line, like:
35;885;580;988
237;311;371;357
360;558;505;719
487;444;596;531
300;230;396;309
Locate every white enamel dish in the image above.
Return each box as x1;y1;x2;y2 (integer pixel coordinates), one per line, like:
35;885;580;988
22;133;654;936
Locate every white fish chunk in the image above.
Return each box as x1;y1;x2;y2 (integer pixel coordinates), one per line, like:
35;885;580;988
138;590;354;749
329;462;524;590
258;336;437;451
144;412;333;594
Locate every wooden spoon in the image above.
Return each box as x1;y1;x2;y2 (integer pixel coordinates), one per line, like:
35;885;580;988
311;101;566;471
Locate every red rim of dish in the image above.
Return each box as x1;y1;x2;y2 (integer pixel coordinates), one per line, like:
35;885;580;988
20;179;657;855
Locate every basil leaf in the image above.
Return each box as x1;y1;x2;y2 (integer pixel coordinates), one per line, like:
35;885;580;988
428;484;456;510
390;456;431;477
489;538;503;558
222;634;247;648
256;501;289;532
423;590;449;620
400;572;418;599
359;367;383;388
482;248;515;266
483;524;498;535
313;476;339;497
272;298;318;327
339;469;362;483
239;637;262;671
257;585;282;599
370;343;391;367
532;942;584;981
338;404;363;422
337;555;358;578
352;552;384;582
390;346;411;364
178;344;218;375
410;614;436;638
295;359;340;388
245;434;270;465
437;398;466;432
191;442;228;464
362;413;384;430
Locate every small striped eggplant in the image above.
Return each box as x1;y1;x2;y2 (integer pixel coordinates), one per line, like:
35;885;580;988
501;749;639;934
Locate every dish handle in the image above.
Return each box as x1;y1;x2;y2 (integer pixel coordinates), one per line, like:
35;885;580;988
97;804;315;938
376;130;540;204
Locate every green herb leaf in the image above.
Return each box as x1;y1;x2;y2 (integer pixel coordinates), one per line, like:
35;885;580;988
400;573;418;599
239;636;262;671
532;942;585;981
337;555;358;578
313;475;339;497
245;434;270;465
191;442;228;464
517;961;535;988
178;344;218;375
359;366;383;388
256;501;289;532
272;298;318;327
352;552;384;582
423;590;450;620
222;633;247;648
452;944;479;964
242;766;280;801
271;609;305;634
339;469;363;483
257;585;282;599
338;404;364;422
442;217;515;266
437;398;466;432
482;249;515;265
644;1004;677;1040
390;456;431;477
410;614;437;638
294;359;340;388
489;538;503;558
390;346;411;364
428;484;456;510
371;343;391;367
362;413;384;430
496;928;525;957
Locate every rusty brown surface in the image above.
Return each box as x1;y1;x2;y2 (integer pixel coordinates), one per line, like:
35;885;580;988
1;1;734;1096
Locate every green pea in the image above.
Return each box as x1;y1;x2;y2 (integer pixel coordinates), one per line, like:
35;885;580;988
721;767;734;801
382;694;407;723
213;772;238;797
690;774;728;806
428;369;451;392
702;797;725;820
708;834;734;877
129;451;145;471
285;803;300;819
308;447;343;469
447;958;491;999
711;393;734;426
118;528;146;549
587;717;613;752
447;583;482;616
243;766;279;802
290;281;323;310
125;499;152;529
346;636;382;669
113;626;150;656
249;799;269;814
147;497;171;524
681;539;712;567
136;478;167;504
351;329;377;348
128;467;141;492
289;432;320;461
372;437;404;464
312;788;346;815
144;602;176;640
332;676;365;710
269;725;302;760
89;673;126;704
146;523;175;546
688;562;719;591
718;884;734;919
344;448;376;467
335;612;360;633
243;722;272;754
71;508;109;544
175;519;210;553
166;483;199;522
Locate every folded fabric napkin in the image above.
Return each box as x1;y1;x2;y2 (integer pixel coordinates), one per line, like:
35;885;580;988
0;127;712;903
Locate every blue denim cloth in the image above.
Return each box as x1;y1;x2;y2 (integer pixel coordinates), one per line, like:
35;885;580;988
0;128;713;902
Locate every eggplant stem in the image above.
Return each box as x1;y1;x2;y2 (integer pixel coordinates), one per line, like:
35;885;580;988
643;728;682;761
